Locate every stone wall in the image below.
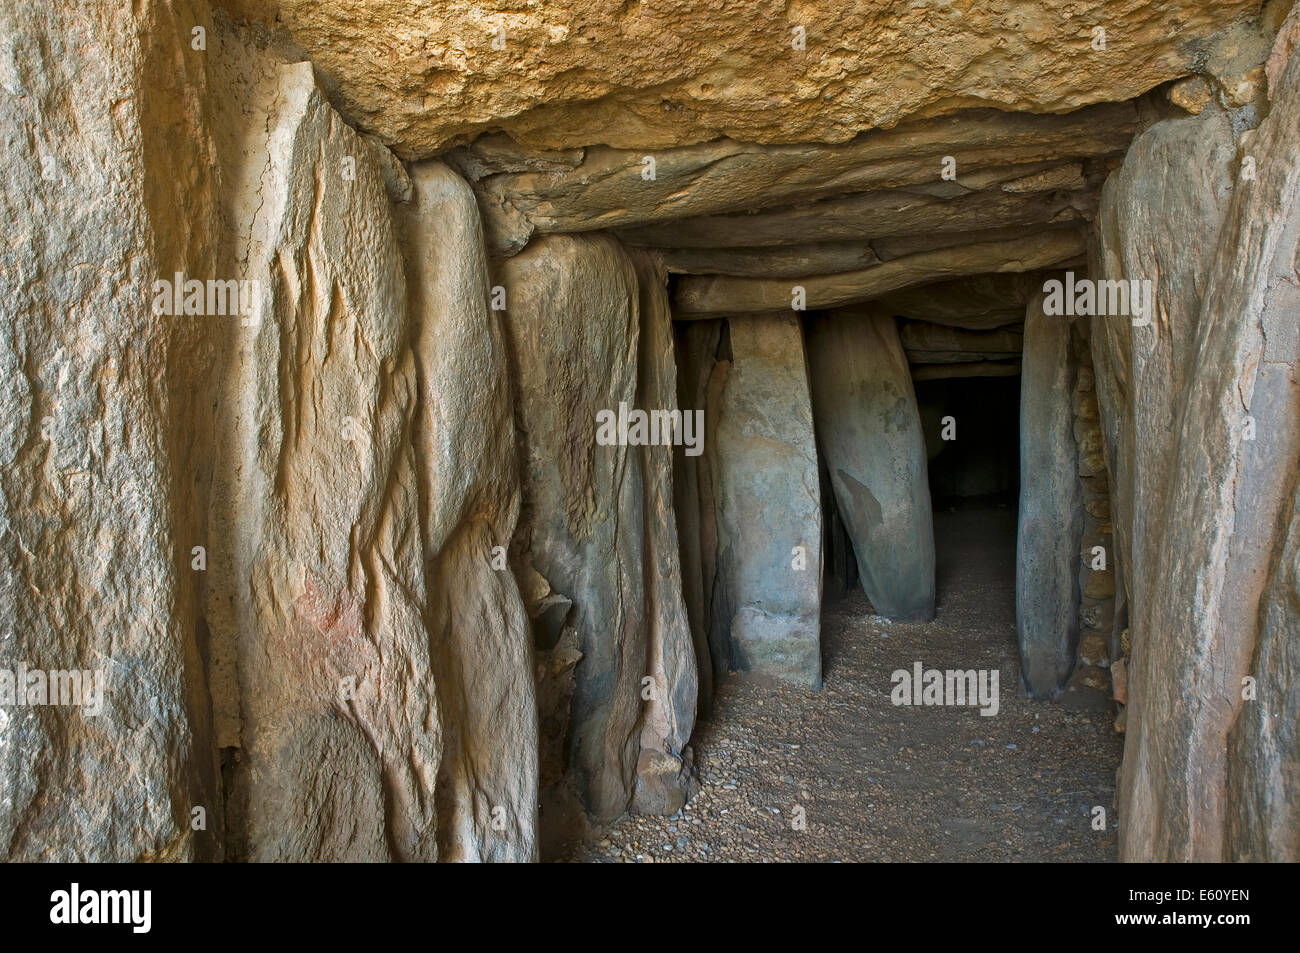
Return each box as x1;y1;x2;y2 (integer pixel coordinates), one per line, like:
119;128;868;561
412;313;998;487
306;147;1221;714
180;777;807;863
1067;323;1119;702
1092;6;1300;860
4;0;1299;865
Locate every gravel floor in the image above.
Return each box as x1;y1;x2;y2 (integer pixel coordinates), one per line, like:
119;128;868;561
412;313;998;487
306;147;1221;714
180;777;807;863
557;503;1123;863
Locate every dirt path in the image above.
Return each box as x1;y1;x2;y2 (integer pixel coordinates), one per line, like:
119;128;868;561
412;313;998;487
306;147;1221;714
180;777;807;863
558;503;1122;862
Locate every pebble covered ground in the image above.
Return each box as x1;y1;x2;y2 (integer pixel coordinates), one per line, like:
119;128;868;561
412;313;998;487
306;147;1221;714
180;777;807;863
557;504;1123;863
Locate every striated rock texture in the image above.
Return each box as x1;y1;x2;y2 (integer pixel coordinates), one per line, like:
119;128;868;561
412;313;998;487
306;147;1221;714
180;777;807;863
807;310;935;622
674;232;1087;316
454;103;1138;255
704;316;823;686
500;235;696;823
673;321;728;710
628;251;701;815
900;321;1023;365
227;0;1257;155
1;2;544;861
1015;291;1083;698
1091;111;1236;674
8;0;1300;868
1096;10;1300;861
399;161;538;862
212;62;440;863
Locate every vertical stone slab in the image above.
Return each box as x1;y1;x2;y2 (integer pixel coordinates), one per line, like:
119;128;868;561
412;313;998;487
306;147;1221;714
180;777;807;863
674;320;728;708
1091;109;1235;665
0;0;221;860
501;234;695;823
215;64;440;861
400;161;539;861
1015;291;1083;697
710;315;822;687
629;251;699;814
1164;33;1300;862
806;309;935;622
1092;19;1300;859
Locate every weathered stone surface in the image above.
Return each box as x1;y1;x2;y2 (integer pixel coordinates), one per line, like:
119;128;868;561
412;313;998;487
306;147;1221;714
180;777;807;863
399;161;538;862
500;234;695;823
1015;291;1083;698
877;273;1045;329
628;250;699;815
0;0;222;862
657;243;878;279
1092;111;1236;662
1153;73;1300;862
807;311;935;622
233;0;1255;155
1090;106;1235;860
1094;31;1300;860
208;63;442;862
674;232;1086;316
463;105;1138;254
1225;5;1300;864
614;166;1097;251
673;321;728;710
706;316;822;686
868;223;1092;265
900;321;1023;364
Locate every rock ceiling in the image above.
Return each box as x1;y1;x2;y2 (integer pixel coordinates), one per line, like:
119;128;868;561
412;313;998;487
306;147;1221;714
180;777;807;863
217;0;1279;362
226;0;1262;155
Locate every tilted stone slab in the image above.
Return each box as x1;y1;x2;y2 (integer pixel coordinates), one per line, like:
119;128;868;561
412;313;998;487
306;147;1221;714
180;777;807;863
400;161;540;861
807;310;936;621
500;234;697;822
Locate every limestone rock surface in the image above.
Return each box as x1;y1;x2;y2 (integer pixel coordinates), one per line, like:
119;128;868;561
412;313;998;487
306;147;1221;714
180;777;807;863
400;161;539;862
1095;23;1300;860
229;0;1256;155
0;0;223;862
212;63;440;862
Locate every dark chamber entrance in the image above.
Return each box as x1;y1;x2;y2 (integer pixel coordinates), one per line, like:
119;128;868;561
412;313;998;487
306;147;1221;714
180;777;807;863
916;375;1020;507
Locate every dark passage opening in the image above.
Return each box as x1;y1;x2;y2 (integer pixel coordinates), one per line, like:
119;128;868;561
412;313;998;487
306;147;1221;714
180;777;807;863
915;375;1021;509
